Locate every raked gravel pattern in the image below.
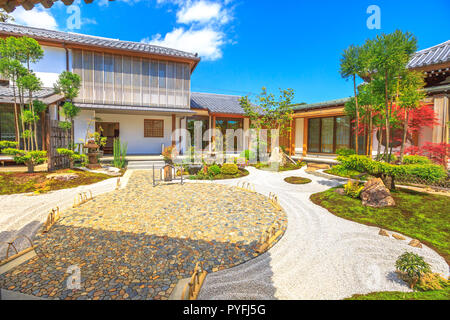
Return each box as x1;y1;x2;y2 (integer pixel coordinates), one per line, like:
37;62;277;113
0;170;286;300
0;171;130;259
196;166;449;300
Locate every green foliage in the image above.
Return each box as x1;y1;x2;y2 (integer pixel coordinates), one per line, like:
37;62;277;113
113;138;127;169
284;176;311;184
345;287;450;300
240;149;255;161
16;72;42;92
0;140;18;151
402;155;431;165
60;101;80;122
343;180;364;198
414;273;449;292
396;252;431;286
221;163;239;175
54;71;81;100
240;87;295;139
3;148;47;172
376;153;398;163
336;148;356;157
58;121;72;130
326;164;365;179
338;155;446;183
57;148;87;166
208;164;221;176
310;187;450;264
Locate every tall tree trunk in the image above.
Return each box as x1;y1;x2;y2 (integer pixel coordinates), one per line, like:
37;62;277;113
367;110;372;157
399;109;410;163
18;88;27;151
353;74;359;155
377;124;383;159
384;71;390;161
12;85;20;145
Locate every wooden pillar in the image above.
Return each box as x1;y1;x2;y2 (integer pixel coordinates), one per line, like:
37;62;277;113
290;119;296;156
302;118;308;157
212;115;216;152
171;114;176;147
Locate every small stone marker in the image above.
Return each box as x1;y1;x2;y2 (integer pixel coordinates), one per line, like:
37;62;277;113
409;239;422;248
378;228;389;237
392;233;405;240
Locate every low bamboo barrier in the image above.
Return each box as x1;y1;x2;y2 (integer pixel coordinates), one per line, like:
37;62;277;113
181;262;208;300
256;221;283;253
73;190;93;208
0;235;37;267
42;207;60;234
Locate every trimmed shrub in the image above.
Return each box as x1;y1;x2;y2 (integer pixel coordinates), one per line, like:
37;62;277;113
3;148;47;173
336;148;356;157
208;164;221;176
395;252;432;289
0;141;18;152
403;155;431;165
221;163;239;175
343;180;364;198
338;155;446;186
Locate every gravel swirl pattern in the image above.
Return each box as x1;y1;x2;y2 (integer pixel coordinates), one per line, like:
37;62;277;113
0;170;286;300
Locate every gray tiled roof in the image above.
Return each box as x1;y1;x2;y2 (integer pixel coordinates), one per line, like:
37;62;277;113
293;98;350;111
0;23;200;61
0;85;55;98
407;40;450;69
77;102;196;114
190;92;246;115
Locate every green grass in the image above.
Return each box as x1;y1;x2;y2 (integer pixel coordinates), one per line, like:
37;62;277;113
0;169;113;195
324;165;369;180
189;168;249;180
346;286;450;300
252;162;305;172
284;176;312;184
310;187;450;264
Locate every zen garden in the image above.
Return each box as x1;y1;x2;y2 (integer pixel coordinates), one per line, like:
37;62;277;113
0;22;448;301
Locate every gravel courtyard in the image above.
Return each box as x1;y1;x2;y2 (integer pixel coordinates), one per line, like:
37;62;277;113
0;170;286;300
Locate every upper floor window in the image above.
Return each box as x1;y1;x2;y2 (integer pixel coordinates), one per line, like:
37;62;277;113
72;49;190;108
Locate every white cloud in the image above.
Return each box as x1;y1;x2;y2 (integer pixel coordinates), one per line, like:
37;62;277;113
143;27;225;60
10;6;58;30
143;1;234;61
177;1;222;24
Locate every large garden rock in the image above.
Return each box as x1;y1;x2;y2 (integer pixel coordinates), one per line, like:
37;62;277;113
360;178;395;207
46;173;79;181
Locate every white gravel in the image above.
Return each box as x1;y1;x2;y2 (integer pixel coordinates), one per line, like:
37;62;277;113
0;170;133;258
197;166;449;300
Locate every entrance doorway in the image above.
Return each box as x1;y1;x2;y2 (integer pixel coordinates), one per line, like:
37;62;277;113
96;122;119;154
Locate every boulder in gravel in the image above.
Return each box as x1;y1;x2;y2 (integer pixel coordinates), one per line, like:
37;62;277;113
409;239;422;248
378;229;389;237
46;173;79;181
360;178;395;207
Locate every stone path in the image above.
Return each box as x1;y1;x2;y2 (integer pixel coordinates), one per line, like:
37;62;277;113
196;166;449;300
0;170;286;300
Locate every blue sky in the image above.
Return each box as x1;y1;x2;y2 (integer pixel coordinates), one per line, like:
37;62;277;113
10;0;450;104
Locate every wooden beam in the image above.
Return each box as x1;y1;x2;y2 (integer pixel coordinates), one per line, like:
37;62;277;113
290;119;296;156
302;118;308;157
171;114;176;147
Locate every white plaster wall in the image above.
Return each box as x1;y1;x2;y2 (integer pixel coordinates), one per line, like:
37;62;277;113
94;113;173;154
74;109;96;145
295;118;304;154
31;46;67;88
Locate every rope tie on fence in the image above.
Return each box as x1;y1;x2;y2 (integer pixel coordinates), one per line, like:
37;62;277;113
256;221;283;253
73;190;94;207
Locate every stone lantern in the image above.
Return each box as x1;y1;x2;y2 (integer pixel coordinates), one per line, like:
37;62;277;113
84;139;101;169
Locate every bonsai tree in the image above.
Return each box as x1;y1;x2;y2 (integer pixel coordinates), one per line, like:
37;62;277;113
3;148;47;173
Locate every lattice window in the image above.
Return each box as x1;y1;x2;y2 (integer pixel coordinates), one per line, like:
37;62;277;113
144;119;164;138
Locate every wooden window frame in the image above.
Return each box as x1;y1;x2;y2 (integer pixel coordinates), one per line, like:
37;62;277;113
307;115;353;154
144;119;164;138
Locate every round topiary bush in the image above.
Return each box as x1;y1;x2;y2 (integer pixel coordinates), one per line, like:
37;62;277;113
284;176;312;184
208;164;221;176
221;163;239;175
